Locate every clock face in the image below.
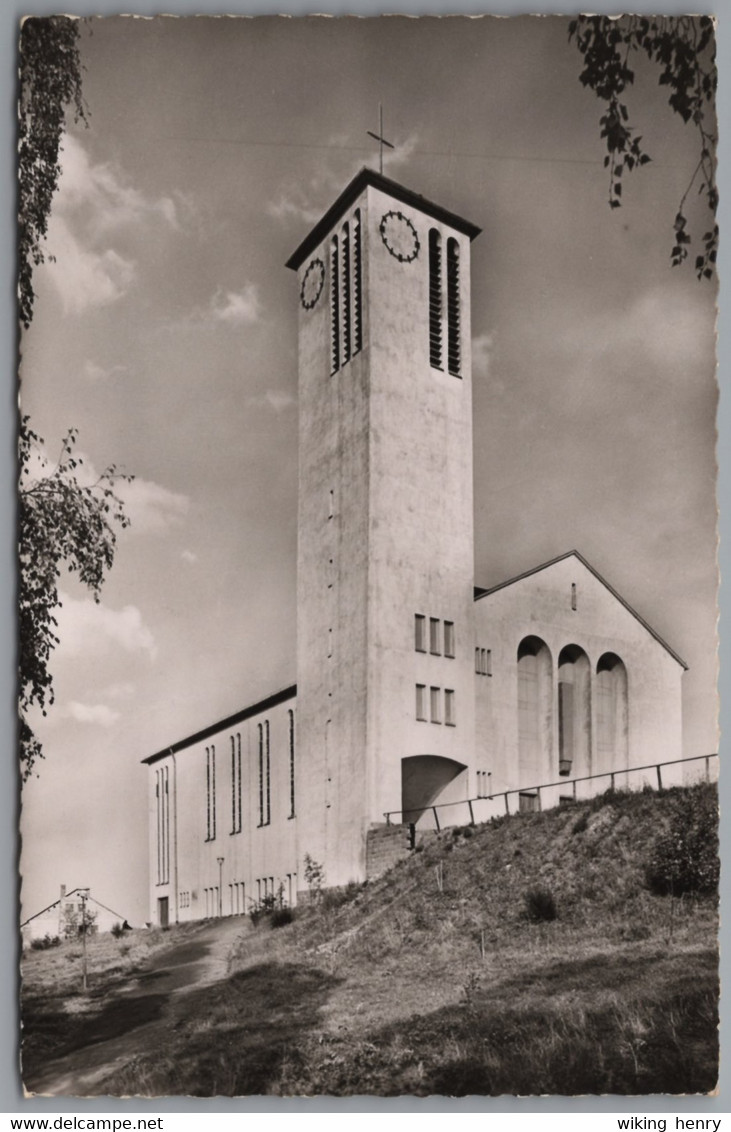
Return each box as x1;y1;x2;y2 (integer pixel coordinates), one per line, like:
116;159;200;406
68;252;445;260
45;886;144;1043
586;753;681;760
300;258;325;309
379;210;420;263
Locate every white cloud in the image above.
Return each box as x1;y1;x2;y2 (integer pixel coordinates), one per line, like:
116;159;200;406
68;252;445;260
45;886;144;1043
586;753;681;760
472;332;494;379
82;360;128;383
65;701;121;728
247;389;295;413
267;133;419;226
99;682;135;701
118;476;189;535
181;549;197;564
43;135;179;315
56;593;157;660
209;284;261;326
47;218;135;315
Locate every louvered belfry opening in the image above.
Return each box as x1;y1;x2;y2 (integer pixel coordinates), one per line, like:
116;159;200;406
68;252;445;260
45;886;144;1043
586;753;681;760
329;211;363;374
352;209;362;354
428;228;442;369
330;235;340;374
446;237;461;376
341;222;351;365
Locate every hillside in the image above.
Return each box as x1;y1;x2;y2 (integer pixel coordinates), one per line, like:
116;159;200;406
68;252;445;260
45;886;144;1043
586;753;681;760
27;783;719;1097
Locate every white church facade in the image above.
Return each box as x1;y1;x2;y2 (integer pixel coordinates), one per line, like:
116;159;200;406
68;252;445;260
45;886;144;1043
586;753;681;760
144;169;686;927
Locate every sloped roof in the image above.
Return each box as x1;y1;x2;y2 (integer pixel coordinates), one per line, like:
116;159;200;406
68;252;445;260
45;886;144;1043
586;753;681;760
142;683;297;766
474;549;688;670
286;167;481;272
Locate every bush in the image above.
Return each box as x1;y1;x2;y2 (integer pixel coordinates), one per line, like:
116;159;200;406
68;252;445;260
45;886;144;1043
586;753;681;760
270;907;294;929
524;886;557;923
645;788;719;896
30;933;60;950
111;922;125;939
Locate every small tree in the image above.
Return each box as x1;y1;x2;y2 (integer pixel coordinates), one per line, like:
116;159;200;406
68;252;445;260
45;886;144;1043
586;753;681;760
303;854;325;903
19;420;132;779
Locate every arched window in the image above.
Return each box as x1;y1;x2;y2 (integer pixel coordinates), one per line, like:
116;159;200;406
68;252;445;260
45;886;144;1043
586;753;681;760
596;653;629;770
558;645;591;778
517;636;552;783
446;237;461;376
330;236;340;375
428;229;442;369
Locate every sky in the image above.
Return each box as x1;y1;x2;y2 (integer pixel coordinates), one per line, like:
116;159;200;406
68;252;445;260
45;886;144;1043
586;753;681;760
19;15;719;927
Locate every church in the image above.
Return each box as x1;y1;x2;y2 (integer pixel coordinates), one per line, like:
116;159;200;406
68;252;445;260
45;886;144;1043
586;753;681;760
143;168;686;928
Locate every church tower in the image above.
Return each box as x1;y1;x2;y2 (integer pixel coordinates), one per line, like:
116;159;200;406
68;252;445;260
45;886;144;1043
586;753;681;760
287;169;481;886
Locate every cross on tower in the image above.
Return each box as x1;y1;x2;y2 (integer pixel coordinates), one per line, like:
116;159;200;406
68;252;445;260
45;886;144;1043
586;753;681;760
366;103;395;174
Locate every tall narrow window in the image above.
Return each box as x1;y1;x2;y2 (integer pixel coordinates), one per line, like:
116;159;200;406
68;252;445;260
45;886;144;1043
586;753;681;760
430;686;441;724
447;237;461;376
444;620;455;658
416;684;426;721
163;767;169;883
353;209;362;355
428;229;442;369
429;617;441;655
415;613;426;652
445;689;456;726
341;222;351;364
288;709;296;818
330;236;340;374
231;733;242;833
156;771;161;884
571;582;577;611
206;746;216;840
258;720;271;826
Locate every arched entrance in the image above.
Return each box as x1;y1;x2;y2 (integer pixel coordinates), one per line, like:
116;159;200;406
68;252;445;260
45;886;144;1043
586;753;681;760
558;644;591;778
596;652;629;772
402;755;468;828
517;636;553;784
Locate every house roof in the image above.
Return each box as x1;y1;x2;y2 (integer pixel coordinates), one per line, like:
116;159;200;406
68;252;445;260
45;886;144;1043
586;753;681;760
141;683;297;766
20;890;127;928
285;167;481;272
474;549;688;670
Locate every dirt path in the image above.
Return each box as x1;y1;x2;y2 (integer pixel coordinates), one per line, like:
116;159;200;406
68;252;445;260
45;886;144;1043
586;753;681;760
25;917;246;1098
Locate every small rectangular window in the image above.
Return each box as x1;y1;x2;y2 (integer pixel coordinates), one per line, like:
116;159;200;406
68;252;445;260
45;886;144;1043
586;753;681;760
445;689;455;726
486;649;492;677
444;621;455;658
430;686;441;724
571;582;577;611
415;614;426;652
429;618;441;655
416;684;426;721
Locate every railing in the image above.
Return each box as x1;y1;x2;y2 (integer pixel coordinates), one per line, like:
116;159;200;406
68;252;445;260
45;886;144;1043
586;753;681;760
383;752;719;828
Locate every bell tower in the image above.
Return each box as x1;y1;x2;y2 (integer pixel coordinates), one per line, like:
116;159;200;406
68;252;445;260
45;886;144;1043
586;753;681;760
287;169;481;886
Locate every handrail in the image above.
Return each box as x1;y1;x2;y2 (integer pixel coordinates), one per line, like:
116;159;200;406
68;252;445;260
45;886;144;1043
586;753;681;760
383;752;719;825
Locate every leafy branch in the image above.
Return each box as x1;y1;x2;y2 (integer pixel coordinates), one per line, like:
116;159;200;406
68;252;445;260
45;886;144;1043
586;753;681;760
568;15;717;278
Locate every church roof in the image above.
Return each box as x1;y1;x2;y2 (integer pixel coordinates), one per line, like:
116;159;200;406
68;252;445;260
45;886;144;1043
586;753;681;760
474;549;688;670
286;167;481;271
141;683;297;765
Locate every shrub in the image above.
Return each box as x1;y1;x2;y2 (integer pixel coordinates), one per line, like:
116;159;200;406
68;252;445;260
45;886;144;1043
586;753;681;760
524;886;557;923
303;854;325;902
30;933;60;951
270;907;294;929
111;922;125;939
645;788;719;896
572;811;589;835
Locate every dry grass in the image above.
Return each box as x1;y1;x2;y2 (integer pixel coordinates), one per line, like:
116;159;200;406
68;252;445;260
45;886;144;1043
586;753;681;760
43;784;721;1096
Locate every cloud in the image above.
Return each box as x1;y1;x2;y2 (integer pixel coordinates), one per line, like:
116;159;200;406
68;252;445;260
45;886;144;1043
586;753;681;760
82;360;128;383
64;701;121;728
267;133;420;226
181;549;197;564
43;135;179;314
246;389;295;413
56;593;157;660
472;332;494;379
209;284;261;326
47;218;135;315
99;682;135;701
118;476;189;535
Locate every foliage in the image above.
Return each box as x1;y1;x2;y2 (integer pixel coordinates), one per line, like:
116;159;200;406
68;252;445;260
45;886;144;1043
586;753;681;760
303;854;325;902
29;933;60;951
523;886;557;923
19;420;132;779
270;907;294;929
569;15;717;277
61;902;97;938
645;789;719;896
18;16;87;329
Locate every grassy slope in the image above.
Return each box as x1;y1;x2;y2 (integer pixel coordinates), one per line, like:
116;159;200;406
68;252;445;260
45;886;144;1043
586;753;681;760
85;786;723;1095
